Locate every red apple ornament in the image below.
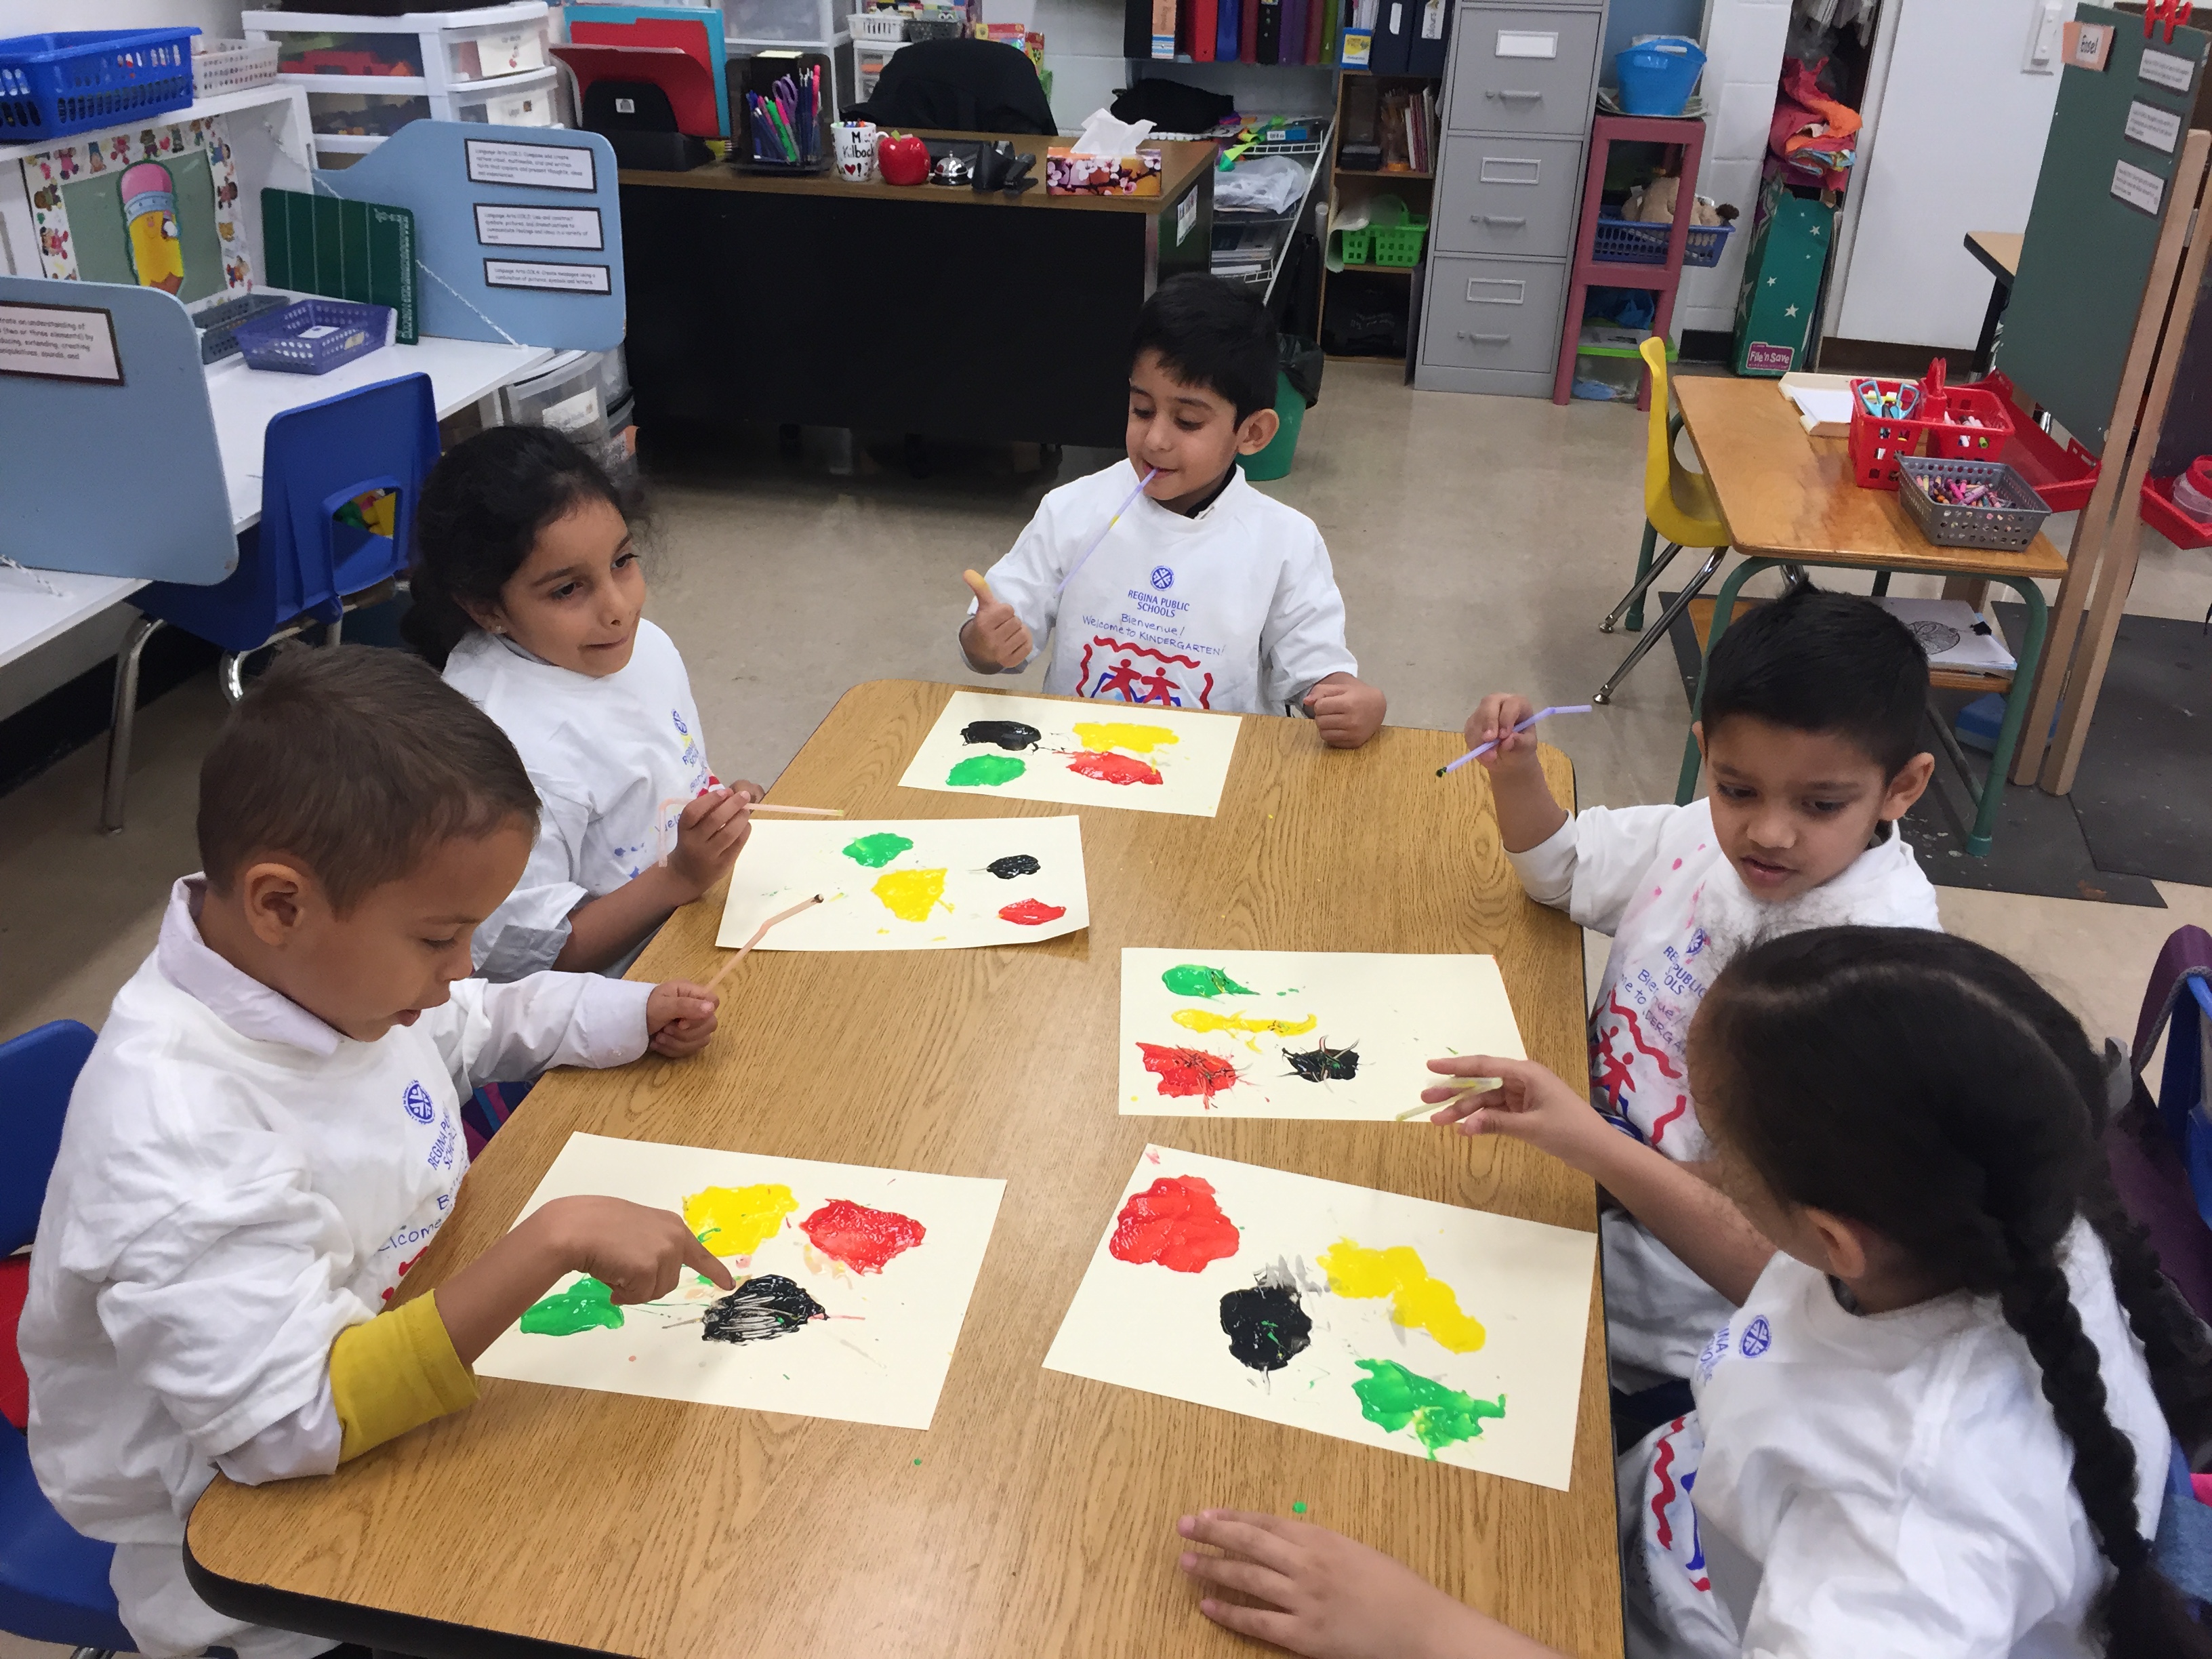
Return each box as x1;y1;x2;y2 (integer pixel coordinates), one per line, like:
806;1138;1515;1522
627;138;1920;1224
878;131;929;186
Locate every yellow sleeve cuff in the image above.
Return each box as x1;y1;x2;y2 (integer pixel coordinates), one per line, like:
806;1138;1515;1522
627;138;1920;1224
330;1288;481;1463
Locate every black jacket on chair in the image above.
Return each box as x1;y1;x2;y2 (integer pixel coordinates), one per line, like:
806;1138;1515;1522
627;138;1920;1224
847;38;1054;136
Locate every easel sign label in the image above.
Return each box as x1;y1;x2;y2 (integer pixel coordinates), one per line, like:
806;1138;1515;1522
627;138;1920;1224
2139;48;2198;94
465;138;598;193
474;204;606;251
2126;100;2184;154
2111;157;2167;216
484;258;614;294
2063;19;2113;69
0;301;122;386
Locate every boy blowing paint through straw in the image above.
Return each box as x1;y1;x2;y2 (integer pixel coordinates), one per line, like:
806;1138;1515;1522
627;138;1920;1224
21;648;733;1659
959;273;1387;747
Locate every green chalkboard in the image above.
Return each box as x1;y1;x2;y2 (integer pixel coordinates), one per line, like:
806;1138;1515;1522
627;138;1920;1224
1996;4;2208;457
260;188;419;345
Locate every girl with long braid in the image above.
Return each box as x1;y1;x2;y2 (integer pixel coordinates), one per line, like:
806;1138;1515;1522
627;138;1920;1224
1174;927;2212;1659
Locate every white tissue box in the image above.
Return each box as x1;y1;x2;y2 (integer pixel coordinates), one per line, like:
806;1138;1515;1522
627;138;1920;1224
1047;148;1163;195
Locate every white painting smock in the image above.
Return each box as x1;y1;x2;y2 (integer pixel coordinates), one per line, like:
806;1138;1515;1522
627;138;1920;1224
1619;1221;2167;1659
20;877;650;1659
976;459;1358;716
1507;799;1940;1385
445;619;715;979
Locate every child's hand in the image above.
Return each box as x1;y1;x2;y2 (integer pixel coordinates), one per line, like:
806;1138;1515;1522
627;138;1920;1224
1305;673;1387;747
1462;693;1542;775
666;786;753;898
1418;1055;1616;1170
533;1194;735;1305
1176;1510;1513;1659
960;569;1033;671
646;980;719;1057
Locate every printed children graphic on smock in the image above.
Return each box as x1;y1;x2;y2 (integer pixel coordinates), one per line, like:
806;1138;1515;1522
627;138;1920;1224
972;460;1358;718
1589;878;1723;1160
443;618;718;978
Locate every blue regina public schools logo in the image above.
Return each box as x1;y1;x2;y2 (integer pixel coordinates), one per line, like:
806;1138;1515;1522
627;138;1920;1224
402;1080;435;1124
1150;566;1175;590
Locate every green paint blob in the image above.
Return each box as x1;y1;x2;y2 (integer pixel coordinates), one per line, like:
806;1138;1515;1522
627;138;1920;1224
842;832;916;867
1160;964;1258;999
1291;1500;1308;1515
947;754;1027;787
1351;1359;1504;1459
522;1275;625;1336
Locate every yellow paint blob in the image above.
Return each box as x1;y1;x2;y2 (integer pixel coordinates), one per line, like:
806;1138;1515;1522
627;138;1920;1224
872;867;948;922
1172;1008;1319;1040
1073;720;1181;756
682;1183;798;1256
1318;1239;1488;1353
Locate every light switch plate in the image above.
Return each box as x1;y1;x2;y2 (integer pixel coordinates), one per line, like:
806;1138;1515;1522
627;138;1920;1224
2023;0;2065;73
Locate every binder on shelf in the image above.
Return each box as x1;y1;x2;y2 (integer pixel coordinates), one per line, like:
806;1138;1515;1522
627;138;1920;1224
1405;0;1450;75
1319;0;1339;62
1339;0;1375;67
1282;0;1306;64
1240;0;1259;62
1303;0;1326;65
1256;0;1282;62
1151;0;1177;58
1191;0;1218;60
1216;0;1239;58
1368;0;1412;72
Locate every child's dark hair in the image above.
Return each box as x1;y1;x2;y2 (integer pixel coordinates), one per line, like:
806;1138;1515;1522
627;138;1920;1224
1699;586;1928;776
401;424;623;668
1699;927;2212;1658
198;645;539;914
1129;272;1279;424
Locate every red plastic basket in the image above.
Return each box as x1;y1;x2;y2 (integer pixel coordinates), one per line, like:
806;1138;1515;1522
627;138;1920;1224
1847;359;2013;491
1847;379;1942;490
2141;475;2212;550
1980;369;2099;512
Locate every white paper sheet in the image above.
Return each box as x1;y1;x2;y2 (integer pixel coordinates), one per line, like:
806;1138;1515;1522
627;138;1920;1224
1044;1147;1596;1490
1784;384;1855;428
897;690;1242;818
1118;949;1528;1120
714;816;1088;950
474;1134;1006;1429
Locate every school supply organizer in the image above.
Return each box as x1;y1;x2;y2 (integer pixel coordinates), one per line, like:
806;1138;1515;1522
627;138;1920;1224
1847;359;2014;491
0;28;199;142
232;296;396;374
1976;370;2099;512
1593;211;1734;269
1897;457;2052;552
737;58;823;169
190;38;280;98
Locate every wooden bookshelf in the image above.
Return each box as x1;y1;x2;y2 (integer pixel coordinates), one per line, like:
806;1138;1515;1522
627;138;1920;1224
1317;68;1441;363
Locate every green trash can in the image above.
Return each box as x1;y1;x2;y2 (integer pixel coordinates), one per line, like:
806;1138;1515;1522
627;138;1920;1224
1240;369;1305;482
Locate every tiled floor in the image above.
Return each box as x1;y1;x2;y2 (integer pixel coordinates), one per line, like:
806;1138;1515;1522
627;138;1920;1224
1;365;2205;1657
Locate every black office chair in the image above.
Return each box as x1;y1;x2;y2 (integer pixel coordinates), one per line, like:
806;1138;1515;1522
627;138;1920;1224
848;37;1054;136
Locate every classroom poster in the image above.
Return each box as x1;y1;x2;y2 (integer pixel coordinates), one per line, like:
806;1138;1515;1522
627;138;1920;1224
20;117;251;294
1044;1147;1596;1490
474;1134;1006;1430
899;689;1242;818
714;815;1089;951
1118;949;1527;1120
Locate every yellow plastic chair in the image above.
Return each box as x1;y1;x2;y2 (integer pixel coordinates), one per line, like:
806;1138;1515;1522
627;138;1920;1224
1592;336;1734;704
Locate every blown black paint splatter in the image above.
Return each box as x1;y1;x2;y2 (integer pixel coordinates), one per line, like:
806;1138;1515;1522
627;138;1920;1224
1285;1041;1360;1082
960;720;1043;751
701;1275;827;1344
985;854;1042;879
1220;1284;1313;1372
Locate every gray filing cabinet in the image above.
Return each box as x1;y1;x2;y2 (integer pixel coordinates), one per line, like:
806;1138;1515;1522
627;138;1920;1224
1414;0;1606;396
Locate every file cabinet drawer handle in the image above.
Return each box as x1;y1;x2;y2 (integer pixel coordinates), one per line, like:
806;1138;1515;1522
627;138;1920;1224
1477;214;1528;226
1456;331;1513;344
1486;89;1544;100
1478;157;1540;184
1466;279;1526;305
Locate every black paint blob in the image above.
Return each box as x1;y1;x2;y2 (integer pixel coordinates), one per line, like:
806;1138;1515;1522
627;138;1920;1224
1220;1284;1313;1372
701;1275;827;1344
1284;1042;1361;1082
985;854;1042;880
960;720;1043;751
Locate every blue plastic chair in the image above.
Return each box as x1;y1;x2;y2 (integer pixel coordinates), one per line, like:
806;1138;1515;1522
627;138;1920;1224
0;1019;134;1656
100;371;442;832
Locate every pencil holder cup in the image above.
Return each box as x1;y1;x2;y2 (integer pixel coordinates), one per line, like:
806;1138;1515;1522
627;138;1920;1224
834;120;878;182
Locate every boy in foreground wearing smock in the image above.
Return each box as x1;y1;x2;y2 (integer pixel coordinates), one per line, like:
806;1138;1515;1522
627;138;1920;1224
960;272;1387;747
20;648;732;1659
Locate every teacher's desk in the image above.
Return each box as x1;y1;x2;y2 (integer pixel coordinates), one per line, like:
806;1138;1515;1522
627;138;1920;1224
186;679;1622;1659
619;138;1216;449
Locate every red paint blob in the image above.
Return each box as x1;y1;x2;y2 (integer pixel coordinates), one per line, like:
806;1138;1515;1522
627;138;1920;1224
998;898;1068;926
1109;1174;1240;1273
800;1199;926;1273
1065;750;1164;786
1137;1041;1242;1106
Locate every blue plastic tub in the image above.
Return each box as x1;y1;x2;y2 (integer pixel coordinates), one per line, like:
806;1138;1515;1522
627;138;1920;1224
1594;211;1736;268
0;28;199;143
233;298;394;375
1614;35;1705;117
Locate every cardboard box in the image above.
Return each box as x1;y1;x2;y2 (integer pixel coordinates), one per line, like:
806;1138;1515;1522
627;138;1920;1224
1046;148;1163;195
1730;174;1835;377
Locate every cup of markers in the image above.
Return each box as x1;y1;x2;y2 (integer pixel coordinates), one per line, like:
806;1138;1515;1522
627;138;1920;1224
744;63;823;169
832;119;878;182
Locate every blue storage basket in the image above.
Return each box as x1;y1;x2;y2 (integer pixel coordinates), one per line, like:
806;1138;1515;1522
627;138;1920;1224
0;28;199;143
1614;35;1705;117
1594;210;1734;268
233;298;394;375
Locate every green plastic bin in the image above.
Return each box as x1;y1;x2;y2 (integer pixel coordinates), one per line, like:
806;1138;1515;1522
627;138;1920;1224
1240;369;1306;481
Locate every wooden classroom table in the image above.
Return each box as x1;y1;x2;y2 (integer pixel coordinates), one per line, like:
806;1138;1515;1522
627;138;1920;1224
617;136;1216;449
184;680;1620;1659
1671;375;2069;856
